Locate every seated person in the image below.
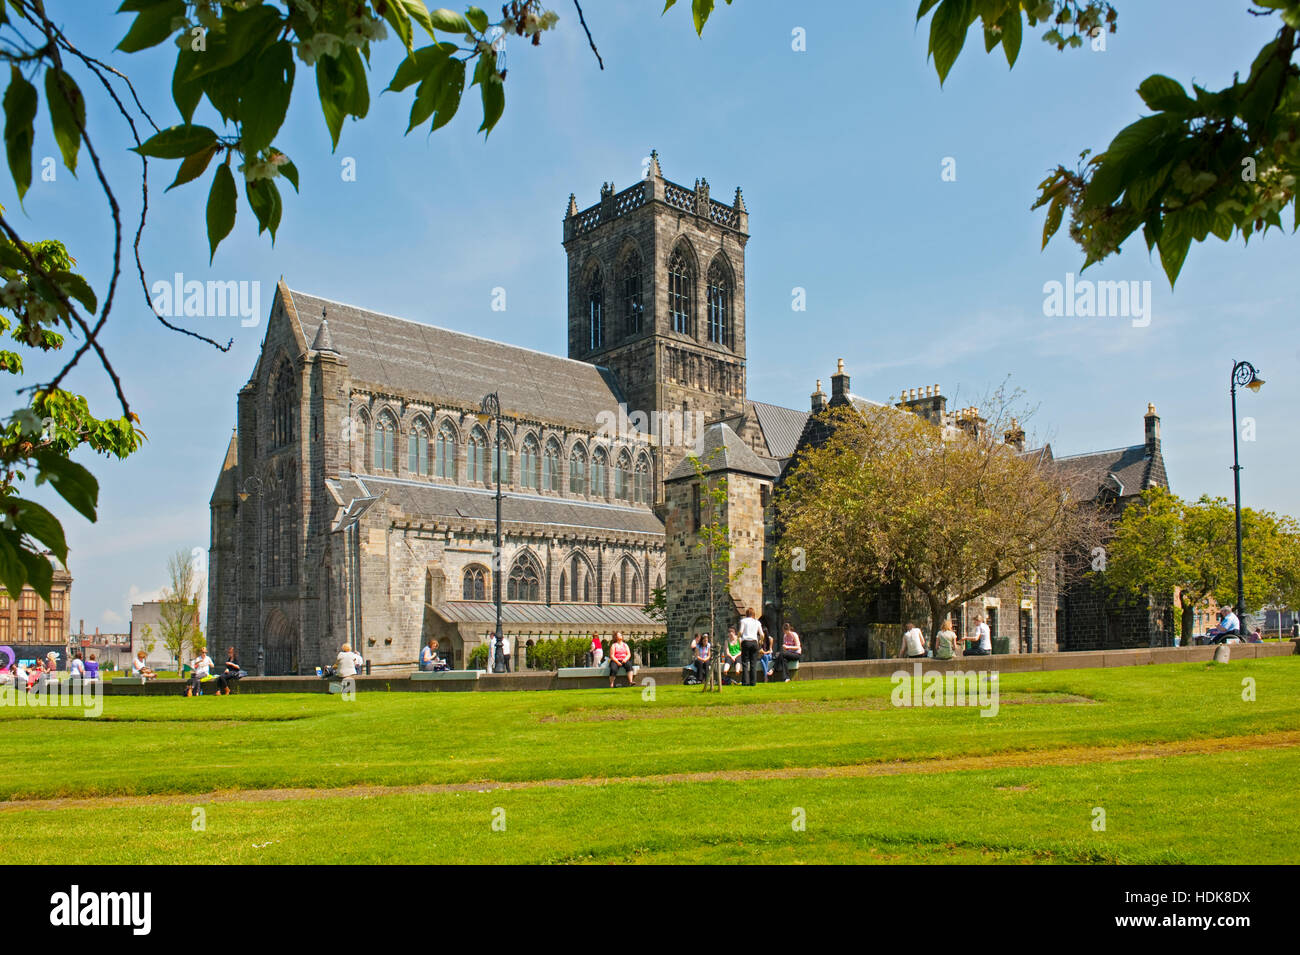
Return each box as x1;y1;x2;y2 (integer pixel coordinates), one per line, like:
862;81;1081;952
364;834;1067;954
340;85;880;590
607;632;636;687
419;638;441;672
84;653;100;681
723;628;742;684
935;621;958;660
692;633;712;683
186;649;214;697
131;651;157;680
69;652;87;681
215;647;242;695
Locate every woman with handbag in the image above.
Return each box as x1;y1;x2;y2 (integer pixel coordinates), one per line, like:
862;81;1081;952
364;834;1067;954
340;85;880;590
215;646;244;695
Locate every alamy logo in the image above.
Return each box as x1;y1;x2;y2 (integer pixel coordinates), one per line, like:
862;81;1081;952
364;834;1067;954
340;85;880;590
49;886;151;935
595;403;705;452
1042;272;1151;328
890;662;999;717
150;273;261;327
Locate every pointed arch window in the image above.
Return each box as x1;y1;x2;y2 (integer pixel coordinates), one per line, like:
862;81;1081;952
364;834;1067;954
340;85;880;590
521;436;540;489
272;362;296;448
587;266;605;350
634;453;650;505
559;571;568;603
569;446;587;495
467;426;489;483
507;554;541;602
408;418;431;475
621;249;643;335
543;438;562;492
435;422;457;479
614;450;632;502
492;437;512;485
374;411;397;471
669;248;694;336
463;565;487;601
591;448;608;499
707;260;732;347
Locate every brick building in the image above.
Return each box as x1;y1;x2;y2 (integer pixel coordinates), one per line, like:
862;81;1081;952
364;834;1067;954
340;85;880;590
208;154;1170;672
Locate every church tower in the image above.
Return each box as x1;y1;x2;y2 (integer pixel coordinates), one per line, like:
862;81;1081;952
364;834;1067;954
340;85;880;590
562;151;750;500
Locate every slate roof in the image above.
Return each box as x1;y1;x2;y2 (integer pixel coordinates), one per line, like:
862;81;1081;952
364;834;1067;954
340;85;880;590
285;288;626;430
748;400;809;461
328;474;665;537
209;430;238;506
666;422;780;481
1054;444;1160;502
432;601;661;628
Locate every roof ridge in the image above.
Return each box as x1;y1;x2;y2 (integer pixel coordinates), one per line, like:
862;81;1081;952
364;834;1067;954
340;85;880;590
1054;444;1145;461
287;287;615;376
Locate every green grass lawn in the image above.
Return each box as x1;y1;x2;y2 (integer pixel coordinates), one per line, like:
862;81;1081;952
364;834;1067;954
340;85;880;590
2;658;1297;863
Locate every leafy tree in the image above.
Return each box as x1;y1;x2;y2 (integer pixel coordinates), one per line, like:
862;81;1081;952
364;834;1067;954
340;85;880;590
687;449;743;692
776;397;1104;644
159;547;201;667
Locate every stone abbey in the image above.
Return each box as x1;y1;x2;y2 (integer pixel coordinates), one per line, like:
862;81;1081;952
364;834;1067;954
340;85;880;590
206;153;1168;674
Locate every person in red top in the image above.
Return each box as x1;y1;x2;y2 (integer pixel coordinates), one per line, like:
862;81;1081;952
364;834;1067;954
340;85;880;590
607;631;636;688
590;633;604;667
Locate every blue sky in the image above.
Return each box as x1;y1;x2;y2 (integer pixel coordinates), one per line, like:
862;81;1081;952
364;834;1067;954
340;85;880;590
8;1;1297;631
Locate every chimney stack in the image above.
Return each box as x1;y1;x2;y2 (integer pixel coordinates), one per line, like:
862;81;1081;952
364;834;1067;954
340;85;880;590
830;358;850;404
811;378;827;414
1144;402;1160;456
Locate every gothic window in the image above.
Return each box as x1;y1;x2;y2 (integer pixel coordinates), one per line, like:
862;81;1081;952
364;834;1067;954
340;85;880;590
357;408;371;470
467;426;489;483
373;410;397;471
569;445;587;495
634;453;650;504
521;435;540;490
610;574;618;603
271;362;296;448
435;421;457;479
620;560;630;603
591;448;608;499
543;438;562;492
463;565;487;601
614;450;632;502
408;417;431;476
266;464;297;587
587;266;605;350
583;572;591;602
621;248;643;335
707;260;732;347
668;247;694;337
507;553;541;602
559;571;567;602
490;435;512;485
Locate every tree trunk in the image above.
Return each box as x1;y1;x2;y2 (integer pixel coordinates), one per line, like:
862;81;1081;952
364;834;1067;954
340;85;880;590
925;593;946;654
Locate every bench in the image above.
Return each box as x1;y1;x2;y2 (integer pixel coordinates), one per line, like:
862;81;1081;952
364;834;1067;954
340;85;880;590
410;670;483;681
557;665;638;678
112;676;145;685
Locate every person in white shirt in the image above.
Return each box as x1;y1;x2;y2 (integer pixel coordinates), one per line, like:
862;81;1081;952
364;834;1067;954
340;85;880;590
901;623;927;659
186;649;214;696
499;633;513;673
962;615;992;656
738;608;763;685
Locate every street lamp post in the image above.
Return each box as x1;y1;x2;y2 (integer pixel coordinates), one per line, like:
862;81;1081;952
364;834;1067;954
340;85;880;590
1230;360;1265;627
476;392;505;667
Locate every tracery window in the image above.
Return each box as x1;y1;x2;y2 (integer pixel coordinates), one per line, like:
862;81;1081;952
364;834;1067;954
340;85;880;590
668;248;694;336
707;260;732;347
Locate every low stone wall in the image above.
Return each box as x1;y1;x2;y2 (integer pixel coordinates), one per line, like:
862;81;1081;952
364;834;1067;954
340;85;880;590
96;642;1296;696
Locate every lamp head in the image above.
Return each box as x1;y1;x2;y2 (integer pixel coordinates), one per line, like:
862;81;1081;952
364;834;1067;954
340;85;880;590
1246;375;1265;393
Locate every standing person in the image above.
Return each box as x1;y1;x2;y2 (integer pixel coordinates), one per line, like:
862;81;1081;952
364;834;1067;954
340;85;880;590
962;615;992;656
186;647;214;697
590;633;604;667
775;623;802;682
607;631;636;687
215;647;243;695
738;608;762;686
499;633;513;673
935;620;958;661
901;622;928;659
692;632;712;684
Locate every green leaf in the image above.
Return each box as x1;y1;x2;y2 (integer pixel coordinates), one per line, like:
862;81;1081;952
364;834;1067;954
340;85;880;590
1041;195;1065;250
166;143;218;191
1137;74;1191;112
430;59;466;131
3;67;37;202
48;269;98;314
316;48;369;149
9;498;68;562
428;8;472;33
1157;229;1191;287
245;177;283;241
172;50;203;125
16;544;53;603
206;163;237;263
132;124;218;159
692;0;715;35
385;0;415;49
0;531;29;600
277;154;299;192
478;71;504;136
240;42;295;155
403;0;439;39
117;0;184;53
998;6;1022;68
388;43;452;92
33;453;99;523
916;0;942;20
465;6;489;33
930;0;974;86
43;68;85;175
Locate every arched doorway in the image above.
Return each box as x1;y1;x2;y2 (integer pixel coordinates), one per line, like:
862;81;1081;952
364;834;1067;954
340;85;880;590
263;610;299;675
